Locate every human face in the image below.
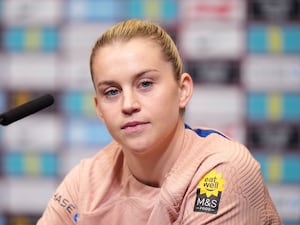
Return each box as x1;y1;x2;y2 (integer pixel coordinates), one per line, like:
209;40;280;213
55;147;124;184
92;38;188;154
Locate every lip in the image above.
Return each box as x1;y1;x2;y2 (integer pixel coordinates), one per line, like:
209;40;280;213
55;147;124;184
121;121;148;129
121;121;149;133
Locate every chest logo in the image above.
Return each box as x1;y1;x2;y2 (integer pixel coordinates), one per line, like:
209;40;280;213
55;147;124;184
194;170;225;214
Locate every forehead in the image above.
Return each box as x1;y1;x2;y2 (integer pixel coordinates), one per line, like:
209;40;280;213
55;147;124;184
98;37;161;56
93;38;165;69
91;38;175;85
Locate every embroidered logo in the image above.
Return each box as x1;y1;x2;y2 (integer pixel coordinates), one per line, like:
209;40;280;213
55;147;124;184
194;170;225;214
74;213;79;223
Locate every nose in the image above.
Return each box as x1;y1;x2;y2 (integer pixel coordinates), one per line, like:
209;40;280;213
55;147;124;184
122;89;141;115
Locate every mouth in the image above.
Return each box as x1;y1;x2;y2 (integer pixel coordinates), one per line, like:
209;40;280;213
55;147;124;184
122;121;148;129
121;121;149;133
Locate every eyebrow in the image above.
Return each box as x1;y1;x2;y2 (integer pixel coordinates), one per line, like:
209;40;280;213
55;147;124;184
96;69;159;88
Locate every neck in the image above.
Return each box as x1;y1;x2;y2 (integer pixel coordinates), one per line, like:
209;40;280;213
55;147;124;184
124;120;186;187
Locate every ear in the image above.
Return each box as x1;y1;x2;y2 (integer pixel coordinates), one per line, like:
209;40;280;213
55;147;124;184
178;73;193;109
94;95;105;122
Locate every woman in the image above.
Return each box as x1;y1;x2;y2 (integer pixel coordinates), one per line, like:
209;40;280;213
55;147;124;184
37;19;281;225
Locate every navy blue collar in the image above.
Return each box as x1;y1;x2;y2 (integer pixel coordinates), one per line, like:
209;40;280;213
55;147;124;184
185;124;228;139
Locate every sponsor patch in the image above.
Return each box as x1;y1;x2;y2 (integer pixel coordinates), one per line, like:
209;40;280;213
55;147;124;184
194;170;225;214
53;193;76;215
74;213;79;223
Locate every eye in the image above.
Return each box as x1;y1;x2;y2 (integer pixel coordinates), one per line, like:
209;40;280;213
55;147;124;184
104;88;120;97
139;80;153;89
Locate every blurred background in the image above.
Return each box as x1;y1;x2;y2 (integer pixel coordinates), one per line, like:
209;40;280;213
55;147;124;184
0;0;299;224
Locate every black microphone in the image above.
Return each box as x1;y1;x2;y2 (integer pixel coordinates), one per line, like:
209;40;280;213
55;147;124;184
0;94;55;126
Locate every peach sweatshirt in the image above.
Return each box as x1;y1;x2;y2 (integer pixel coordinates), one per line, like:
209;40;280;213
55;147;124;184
37;126;281;225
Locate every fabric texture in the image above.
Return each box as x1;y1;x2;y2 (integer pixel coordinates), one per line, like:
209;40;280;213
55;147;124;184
37;126;282;225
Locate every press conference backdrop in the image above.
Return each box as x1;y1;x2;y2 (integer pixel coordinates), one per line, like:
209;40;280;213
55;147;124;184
0;0;299;224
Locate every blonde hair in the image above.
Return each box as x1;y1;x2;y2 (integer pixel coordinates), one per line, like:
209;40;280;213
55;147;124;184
90;19;183;83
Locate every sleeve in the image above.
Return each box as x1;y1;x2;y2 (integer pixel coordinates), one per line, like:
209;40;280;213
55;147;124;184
180;145;282;225
36;164;81;225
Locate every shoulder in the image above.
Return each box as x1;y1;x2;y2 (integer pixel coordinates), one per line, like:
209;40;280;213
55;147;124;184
79;141;124;173
61;141;123;186
165;125;257;195
186;124;263;190
185;125;259;170
179;127;279;224
184;125;263;200
73;141;125;207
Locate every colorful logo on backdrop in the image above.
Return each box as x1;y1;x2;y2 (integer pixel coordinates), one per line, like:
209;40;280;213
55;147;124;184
194;170;225;214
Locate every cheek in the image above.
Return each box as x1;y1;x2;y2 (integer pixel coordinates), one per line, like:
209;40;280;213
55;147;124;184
148;88;180;113
95;101;118;125
101;105;118;120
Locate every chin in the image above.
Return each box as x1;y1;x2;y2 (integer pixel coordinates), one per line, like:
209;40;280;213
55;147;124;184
124;141;152;155
128;145;149;154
